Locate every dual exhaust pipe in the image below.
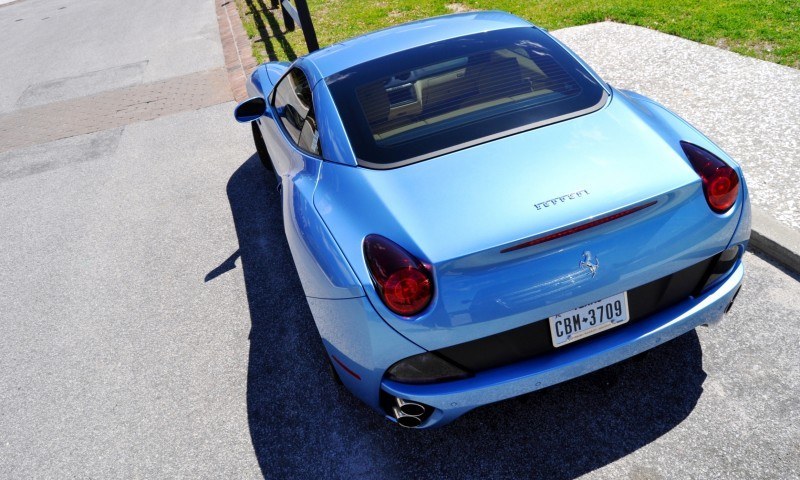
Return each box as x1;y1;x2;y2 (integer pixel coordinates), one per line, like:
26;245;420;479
391;398;429;428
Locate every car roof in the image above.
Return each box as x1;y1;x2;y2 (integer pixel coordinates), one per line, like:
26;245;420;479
304;11;533;80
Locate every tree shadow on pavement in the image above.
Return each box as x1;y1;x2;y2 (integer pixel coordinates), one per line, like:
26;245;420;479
226;155;706;480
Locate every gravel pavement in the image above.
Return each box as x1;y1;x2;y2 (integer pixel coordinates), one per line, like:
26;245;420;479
553;22;800;231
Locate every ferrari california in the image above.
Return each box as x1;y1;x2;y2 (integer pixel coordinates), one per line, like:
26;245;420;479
233;11;750;428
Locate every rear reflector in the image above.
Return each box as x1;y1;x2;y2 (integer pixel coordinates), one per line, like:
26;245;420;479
501;201;657;253
385;352;472;384
331;355;362;380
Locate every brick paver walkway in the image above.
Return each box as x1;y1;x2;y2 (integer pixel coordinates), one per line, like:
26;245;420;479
0;68;232;153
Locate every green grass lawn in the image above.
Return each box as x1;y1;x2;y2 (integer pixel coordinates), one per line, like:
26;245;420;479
236;0;799;68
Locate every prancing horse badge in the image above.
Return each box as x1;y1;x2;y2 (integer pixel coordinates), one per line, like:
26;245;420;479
580;251;600;278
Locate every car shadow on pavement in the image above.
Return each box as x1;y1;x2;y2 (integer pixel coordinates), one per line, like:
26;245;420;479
226;155;707;480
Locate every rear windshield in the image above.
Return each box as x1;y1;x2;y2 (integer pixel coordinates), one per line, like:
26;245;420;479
325;27;607;168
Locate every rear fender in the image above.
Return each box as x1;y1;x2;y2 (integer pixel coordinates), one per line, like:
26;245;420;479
618;88;751;248
617;89;742;171
307;296;426;411
283;157;364;299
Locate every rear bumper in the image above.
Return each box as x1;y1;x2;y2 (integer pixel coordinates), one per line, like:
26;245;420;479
381;259;744;428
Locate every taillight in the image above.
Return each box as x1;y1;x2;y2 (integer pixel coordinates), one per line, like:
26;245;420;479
363;234;433;317
681;141;740;213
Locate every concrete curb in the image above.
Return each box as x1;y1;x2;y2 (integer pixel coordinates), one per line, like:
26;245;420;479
750;207;800;275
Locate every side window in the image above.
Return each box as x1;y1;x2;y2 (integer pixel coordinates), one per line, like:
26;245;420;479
271;68;322;156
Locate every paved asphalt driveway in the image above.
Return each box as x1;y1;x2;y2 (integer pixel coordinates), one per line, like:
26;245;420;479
1;1;798;477
4;122;798;478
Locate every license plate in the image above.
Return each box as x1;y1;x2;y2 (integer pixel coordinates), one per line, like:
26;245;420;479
549;292;630;348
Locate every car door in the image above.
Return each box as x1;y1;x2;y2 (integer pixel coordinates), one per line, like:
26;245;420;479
261;67;322;179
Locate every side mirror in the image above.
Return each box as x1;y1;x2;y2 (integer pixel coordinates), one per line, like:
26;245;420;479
234;97;267;123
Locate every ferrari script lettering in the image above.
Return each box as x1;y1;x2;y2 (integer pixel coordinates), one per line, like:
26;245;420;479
534;189;589;210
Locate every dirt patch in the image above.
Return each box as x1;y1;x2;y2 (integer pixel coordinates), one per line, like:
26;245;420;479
715;37;781;65
445;3;474;13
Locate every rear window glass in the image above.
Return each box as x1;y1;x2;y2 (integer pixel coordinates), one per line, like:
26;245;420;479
326;27;607;168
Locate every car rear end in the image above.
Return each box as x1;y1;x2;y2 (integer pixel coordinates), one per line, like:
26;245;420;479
309;14;749;427
314;110;749;427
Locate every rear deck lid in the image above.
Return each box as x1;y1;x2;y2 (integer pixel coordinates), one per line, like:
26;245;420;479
314;94;741;350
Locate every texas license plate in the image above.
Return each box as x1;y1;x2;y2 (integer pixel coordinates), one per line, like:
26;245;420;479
549;292;630;348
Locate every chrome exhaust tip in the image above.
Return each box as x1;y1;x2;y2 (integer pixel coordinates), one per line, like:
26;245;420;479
383;394;433;428
392;406;423;428
396;398;426;417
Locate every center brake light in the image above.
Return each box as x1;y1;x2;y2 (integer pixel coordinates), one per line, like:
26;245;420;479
681;141;740;213
364;235;433;317
501;201;657;253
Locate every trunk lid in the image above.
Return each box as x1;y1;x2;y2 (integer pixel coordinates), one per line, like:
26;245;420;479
314;94;740;350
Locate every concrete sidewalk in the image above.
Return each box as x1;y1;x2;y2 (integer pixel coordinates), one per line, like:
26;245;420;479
553;22;800;273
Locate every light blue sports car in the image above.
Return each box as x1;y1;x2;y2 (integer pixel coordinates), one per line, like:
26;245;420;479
233;11;750;428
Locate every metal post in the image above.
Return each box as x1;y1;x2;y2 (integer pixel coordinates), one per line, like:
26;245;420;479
281;2;295;31
293;0;319;52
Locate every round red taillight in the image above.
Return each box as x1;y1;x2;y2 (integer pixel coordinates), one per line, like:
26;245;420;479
363;235;433;317
681;141;740;214
706;166;739;212
384;267;432;316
